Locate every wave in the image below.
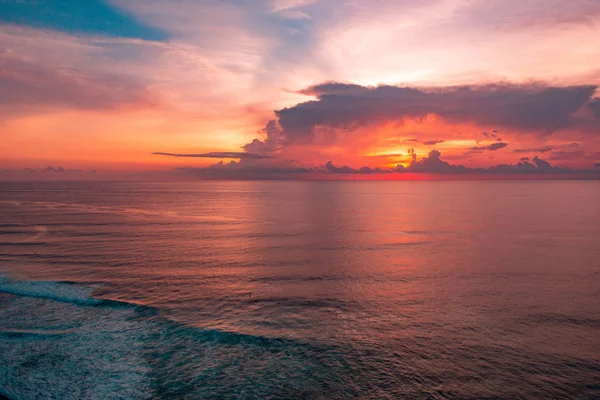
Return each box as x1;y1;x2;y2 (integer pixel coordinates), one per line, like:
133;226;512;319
0;276;103;306
2;272;600;399
0;273;353;400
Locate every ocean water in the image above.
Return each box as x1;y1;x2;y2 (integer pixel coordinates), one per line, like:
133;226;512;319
0;180;599;399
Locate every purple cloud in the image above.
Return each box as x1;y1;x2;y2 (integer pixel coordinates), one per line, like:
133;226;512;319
153;152;274;159
271;83;598;147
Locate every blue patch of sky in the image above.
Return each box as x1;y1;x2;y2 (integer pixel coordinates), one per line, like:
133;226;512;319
0;0;168;41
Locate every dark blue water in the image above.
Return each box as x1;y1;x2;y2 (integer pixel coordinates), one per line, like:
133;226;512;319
1;181;599;399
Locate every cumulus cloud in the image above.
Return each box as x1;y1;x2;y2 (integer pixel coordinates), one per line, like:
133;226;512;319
268;82;599;148
397;150;469;173
322;161;390;174
153;152;274;159
488;156;570;173
323;161;355;174
403;151;590;175
171;149;599;178
241;120;282;155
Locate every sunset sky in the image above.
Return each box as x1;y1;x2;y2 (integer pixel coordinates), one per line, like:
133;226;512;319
1;0;599;179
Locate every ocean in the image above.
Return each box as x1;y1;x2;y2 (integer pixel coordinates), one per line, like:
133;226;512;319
0;180;599;399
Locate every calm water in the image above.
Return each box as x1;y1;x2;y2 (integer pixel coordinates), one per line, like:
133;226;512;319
0;180;599;399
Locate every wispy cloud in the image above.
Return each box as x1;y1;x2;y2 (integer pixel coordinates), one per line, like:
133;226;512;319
153;152;274;159
469;142;508;152
513;143;580;153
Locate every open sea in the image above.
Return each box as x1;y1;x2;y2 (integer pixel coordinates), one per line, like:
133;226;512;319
0;180;599;399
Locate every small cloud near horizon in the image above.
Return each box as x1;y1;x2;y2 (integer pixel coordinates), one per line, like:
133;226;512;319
153;152;274;160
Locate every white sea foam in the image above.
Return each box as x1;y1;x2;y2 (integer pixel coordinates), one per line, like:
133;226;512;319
0;276;153;399
0;276;102;305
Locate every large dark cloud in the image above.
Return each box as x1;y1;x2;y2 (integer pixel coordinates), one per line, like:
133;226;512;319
153;152;274;159
590;99;600;118
270;82;599;146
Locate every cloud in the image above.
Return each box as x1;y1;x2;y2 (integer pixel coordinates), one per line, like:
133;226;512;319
470;142;508;151
153;152;274;159
44;165;65;173
323;161;356;174
175;159;312;179
263;82;599;149
3;166;92;173
171;149;600;179
0;56;156;111
404;138;445;145
513;145;556;153
402;150;592;175
460;0;600;30
397;150;469;173
488;156;571;174
321;161;391;174
357;166;392;174
241;120;282;155
513;143;580;154
590;99;600;118
481;130;502;142
422;139;445;145
272;0;318;13
408;148;416;162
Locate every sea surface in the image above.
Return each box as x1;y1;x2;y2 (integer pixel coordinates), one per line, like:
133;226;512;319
0;180;599;399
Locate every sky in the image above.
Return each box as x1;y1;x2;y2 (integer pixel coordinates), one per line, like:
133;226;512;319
1;0;599;179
